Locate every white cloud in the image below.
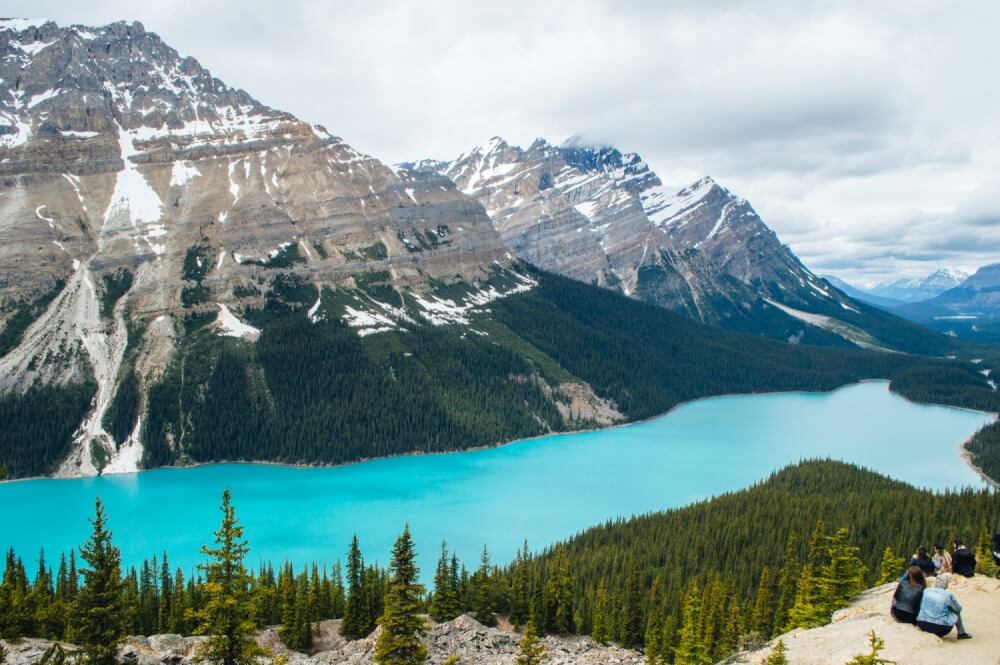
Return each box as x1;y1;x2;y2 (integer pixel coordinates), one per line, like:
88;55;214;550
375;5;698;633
11;0;1000;283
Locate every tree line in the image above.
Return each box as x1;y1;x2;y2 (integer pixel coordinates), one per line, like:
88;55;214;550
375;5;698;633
2;460;998;665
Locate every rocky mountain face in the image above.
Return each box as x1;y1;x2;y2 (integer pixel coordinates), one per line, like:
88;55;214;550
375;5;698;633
407;138;943;352
0;19;536;477
870;268;970;303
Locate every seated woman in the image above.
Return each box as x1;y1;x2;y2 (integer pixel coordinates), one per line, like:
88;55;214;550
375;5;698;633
932;544;952;574
905;546;936;576
916;574;971;639
890;565;926;624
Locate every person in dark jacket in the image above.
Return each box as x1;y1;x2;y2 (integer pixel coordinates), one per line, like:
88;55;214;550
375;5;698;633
951;540;977;578
891;565;927;624
992;532;1000;567
905;546;937;576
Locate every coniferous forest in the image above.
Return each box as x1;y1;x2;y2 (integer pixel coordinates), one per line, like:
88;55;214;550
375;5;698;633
1;460;998;662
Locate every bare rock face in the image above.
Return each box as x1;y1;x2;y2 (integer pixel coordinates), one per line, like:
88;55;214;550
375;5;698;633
412;137;883;344
0;18;530;476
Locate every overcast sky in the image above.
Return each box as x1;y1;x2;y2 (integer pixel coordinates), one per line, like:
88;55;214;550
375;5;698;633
11;0;1000;286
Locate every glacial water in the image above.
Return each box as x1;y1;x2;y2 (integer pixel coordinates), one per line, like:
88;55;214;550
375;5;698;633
1;382;992;577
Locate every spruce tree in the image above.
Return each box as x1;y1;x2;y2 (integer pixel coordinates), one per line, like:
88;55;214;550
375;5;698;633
818;528;865;609
763;639;788;665
341;535;368;640
772;534;799;633
975;524;999;577
644;575;665;665
750;567;774;637
374;525;427;665
673;582;710;665
430;542;460;623
544;547;573;635
168;569;188;634
620;562;644;649
74;498;127;665
472;545;496;627
876;547;905;585
590;579;609;644
509;542;532;629
515;622;546;665
191;490;265;665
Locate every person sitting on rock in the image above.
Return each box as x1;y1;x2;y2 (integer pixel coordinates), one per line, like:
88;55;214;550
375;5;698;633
916;574;971;640
951;540;977;578
905;546;936;576
890;565;926;624
932;544;952;574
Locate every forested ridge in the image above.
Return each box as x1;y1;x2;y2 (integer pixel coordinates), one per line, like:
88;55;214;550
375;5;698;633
136;271;1000;476
1;461;998;663
966;420;1000;484
2;271;998;479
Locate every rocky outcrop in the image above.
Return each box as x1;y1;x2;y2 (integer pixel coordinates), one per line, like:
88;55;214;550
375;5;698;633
0;615;644;665
736;575;1000;665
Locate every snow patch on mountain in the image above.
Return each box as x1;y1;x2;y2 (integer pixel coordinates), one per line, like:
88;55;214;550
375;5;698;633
214;304;260;341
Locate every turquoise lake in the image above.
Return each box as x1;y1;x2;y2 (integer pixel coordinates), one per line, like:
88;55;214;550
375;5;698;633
1;382;993;577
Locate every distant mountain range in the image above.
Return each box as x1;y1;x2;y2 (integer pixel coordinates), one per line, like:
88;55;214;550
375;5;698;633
870;269;970;302
825;267;1000;341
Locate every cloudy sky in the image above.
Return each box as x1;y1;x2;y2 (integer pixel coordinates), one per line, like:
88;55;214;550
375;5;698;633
12;0;1000;286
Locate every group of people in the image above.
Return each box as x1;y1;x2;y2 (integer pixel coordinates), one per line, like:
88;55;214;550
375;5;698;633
889;540;982;640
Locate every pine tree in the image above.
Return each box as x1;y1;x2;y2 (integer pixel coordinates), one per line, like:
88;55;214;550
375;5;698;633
516;622;546;665
590;579;609;645
763;639;788;665
876;547;905;585
191;490;266;665
673;582;710;665
341;535;368;640
74;498;128;665
844;630;895;665
374;525;427;665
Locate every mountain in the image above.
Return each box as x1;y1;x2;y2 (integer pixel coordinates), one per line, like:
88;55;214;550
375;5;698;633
405;138;953;355
1;20;989;481
822;275;905;309
0;18;538;477
895;263;1000;341
869;268;970;302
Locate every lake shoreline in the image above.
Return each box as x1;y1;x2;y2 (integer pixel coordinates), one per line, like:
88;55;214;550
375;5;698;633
4;379;995;486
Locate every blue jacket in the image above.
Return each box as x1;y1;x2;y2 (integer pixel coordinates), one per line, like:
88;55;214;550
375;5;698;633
916;587;962;626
